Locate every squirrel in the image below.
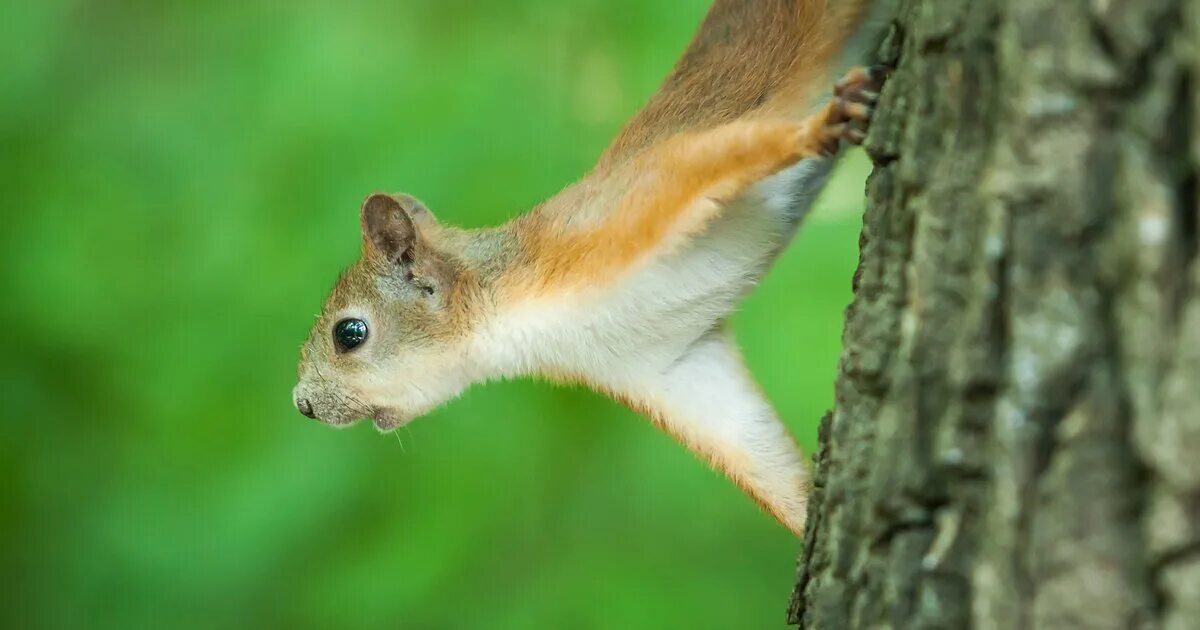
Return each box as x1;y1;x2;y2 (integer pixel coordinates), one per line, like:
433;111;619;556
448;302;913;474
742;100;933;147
293;0;894;536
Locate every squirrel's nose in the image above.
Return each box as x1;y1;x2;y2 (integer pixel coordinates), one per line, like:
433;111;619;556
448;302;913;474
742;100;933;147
296;397;317;419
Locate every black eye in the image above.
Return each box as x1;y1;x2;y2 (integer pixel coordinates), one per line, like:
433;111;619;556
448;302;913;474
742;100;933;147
334;318;368;352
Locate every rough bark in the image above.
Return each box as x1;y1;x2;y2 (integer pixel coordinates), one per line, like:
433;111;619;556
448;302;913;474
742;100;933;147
789;0;1200;628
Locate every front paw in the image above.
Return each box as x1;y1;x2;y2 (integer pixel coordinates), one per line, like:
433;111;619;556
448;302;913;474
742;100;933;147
818;64;891;155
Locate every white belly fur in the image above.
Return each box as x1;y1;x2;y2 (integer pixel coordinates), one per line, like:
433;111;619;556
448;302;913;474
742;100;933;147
479;157;836;382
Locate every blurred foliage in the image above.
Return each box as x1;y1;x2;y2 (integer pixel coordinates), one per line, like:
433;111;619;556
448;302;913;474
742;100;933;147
0;0;871;628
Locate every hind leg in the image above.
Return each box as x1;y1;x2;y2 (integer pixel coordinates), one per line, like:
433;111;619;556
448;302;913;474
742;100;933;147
593;326;811;535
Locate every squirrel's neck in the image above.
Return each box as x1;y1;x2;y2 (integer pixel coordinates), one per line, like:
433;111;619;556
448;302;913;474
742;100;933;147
442;224;543;381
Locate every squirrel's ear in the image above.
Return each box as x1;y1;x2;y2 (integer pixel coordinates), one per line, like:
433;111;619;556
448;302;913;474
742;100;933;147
361;193;417;265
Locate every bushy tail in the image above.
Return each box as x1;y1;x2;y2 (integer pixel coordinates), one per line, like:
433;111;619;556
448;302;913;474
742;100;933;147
601;0;890;164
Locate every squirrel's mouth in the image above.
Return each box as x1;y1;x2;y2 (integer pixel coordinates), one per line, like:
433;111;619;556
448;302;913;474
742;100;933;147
369;409;409;432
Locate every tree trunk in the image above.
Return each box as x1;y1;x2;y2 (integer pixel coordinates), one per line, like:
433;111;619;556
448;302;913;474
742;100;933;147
788;0;1199;628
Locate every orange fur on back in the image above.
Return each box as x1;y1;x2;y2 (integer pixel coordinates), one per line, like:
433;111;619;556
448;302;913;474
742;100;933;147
602;0;872;164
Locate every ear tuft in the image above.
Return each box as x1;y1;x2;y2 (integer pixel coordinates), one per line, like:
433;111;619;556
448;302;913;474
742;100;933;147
361;193;417;264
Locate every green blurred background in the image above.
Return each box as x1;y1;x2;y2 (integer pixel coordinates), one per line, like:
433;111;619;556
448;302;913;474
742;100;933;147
0;1;870;628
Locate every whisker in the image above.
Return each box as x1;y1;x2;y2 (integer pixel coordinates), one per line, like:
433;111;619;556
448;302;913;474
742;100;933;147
347;397;373;417
345;393;374;415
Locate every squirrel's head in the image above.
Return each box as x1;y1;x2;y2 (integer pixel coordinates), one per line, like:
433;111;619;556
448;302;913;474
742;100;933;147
293;193;478;430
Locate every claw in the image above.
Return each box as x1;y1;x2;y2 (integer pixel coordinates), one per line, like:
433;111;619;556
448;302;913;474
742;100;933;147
867;64;894;82
833;67;871;97
845;89;879;104
839;101;873;122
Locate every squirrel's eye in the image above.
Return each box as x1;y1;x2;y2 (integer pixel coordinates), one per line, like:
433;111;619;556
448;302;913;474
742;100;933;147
333;318;368;352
